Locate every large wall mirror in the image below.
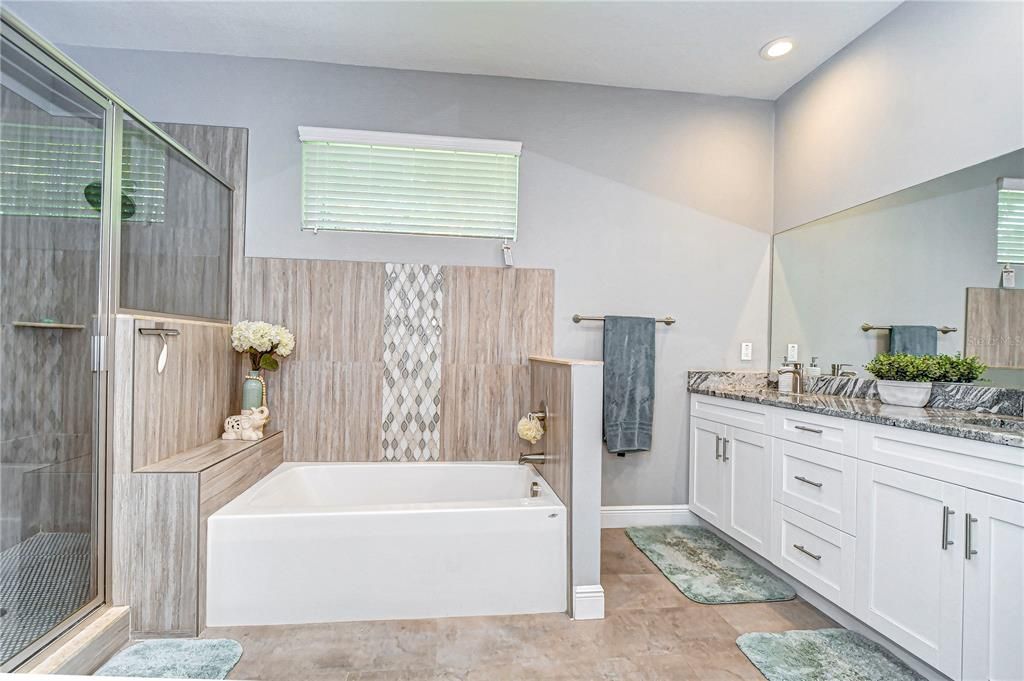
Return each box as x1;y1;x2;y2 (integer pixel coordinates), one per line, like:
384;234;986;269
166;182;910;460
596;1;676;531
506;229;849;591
771;149;1024;387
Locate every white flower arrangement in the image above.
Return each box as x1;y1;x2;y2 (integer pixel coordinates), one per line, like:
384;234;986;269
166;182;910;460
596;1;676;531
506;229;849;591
231;320;295;371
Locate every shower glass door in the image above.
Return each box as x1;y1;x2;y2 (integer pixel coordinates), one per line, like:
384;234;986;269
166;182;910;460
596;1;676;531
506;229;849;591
0;31;108;668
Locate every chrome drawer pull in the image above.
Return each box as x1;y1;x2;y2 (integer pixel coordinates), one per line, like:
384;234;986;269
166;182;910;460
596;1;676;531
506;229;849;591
715;435;722;461
722;438;730;462
793;544;821;561
794;425;824;434
965;514;978;560
794;475;823;488
941;506;955;549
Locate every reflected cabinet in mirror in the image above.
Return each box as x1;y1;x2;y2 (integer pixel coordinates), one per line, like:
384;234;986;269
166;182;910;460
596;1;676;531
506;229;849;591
771;149;1024;387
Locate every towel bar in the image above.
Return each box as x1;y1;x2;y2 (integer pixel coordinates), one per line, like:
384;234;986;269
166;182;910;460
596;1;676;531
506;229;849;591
573;314;675;326
861;323;957;334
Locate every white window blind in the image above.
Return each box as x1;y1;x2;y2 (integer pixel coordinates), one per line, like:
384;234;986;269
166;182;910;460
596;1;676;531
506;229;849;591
998;178;1024;264
0;122;166;221
299;127;521;240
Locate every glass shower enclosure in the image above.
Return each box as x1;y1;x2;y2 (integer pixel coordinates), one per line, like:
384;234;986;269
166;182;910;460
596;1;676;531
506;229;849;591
0;11;232;669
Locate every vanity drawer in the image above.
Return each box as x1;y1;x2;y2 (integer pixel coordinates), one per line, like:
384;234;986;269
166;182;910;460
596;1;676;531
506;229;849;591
690;395;768;434
773;439;857;534
772;409;857;456
771;503;856;610
858;423;1024;502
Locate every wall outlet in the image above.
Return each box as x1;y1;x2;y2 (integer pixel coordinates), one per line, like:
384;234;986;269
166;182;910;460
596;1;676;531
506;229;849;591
787;344;799;362
741;342;753;361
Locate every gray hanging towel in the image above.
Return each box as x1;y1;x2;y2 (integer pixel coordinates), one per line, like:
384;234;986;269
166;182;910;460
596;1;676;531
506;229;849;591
889;325;938;356
602;316;655;455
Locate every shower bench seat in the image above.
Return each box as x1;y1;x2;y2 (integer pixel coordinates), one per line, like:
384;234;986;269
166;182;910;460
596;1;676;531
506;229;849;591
130;431;283;637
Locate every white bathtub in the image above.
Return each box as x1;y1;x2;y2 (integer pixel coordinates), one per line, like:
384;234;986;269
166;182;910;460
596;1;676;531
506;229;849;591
205;462;567;626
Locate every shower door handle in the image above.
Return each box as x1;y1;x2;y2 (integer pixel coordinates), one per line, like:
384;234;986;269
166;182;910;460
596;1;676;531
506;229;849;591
91;335;107;373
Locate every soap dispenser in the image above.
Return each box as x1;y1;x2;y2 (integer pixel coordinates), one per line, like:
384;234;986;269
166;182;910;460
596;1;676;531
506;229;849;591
807;356;822;379
777;356;793;393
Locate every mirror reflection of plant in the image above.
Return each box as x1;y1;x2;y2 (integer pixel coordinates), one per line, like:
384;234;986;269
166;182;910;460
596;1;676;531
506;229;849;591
865;353;986;383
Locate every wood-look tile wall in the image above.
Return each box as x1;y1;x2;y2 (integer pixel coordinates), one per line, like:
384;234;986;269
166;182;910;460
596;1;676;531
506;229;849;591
528;359;573;506
237;259;553;462
131;317;239;470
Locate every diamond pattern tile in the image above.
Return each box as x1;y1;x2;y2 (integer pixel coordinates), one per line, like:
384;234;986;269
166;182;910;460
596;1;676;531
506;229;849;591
381;264;443;461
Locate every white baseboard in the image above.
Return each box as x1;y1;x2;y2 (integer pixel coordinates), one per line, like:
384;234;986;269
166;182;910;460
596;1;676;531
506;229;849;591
600;504;696;528
571;584;605;620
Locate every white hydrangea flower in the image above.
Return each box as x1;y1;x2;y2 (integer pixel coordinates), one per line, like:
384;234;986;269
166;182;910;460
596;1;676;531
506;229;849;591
231;320;296;363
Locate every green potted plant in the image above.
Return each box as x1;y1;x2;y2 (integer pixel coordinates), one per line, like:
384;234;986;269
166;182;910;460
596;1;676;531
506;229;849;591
865;353;987;407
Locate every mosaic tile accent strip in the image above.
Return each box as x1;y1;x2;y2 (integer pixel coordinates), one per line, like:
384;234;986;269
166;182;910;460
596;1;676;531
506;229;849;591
0;532;91;664
382;264;444;461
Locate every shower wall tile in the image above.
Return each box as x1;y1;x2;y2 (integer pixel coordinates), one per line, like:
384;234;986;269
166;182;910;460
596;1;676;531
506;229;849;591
382;264;444;462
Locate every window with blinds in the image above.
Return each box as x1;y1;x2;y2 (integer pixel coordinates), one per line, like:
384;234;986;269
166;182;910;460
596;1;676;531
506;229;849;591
998;178;1024;264
299;127;521;240
0;122;166;221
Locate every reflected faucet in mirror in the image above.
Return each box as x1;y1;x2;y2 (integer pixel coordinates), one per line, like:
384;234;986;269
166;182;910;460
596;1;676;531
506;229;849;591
831;363;856;377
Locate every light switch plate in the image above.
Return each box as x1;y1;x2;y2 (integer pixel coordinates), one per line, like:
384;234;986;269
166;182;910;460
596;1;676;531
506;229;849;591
787;344;799;362
741;342;753;361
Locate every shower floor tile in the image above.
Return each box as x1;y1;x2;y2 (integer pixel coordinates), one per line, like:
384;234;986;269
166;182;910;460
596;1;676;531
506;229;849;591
0;531;91;664
202;529;836;680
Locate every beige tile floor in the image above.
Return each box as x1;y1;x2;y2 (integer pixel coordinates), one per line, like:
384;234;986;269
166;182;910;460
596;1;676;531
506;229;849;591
203;529;837;680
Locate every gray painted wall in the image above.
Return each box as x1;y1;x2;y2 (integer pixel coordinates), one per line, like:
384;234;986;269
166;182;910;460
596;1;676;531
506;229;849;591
772;150;1024;376
61;46;775;506
774;1;1024;231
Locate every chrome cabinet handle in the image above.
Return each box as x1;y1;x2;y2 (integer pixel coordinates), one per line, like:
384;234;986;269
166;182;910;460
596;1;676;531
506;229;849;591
722;438;730;462
793;544;821;561
941;506;955;549
714;435;722;461
794;425;824;434
794;475;823;488
965;514;978;560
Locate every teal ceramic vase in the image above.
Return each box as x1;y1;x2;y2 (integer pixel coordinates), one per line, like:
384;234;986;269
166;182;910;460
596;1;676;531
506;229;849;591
241;370;264;410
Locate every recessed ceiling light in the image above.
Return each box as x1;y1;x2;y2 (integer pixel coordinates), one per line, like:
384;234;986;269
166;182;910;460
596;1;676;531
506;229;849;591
760;38;794;60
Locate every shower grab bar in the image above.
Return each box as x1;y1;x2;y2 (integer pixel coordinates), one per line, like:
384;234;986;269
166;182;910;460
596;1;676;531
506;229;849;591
573;314;676;326
138;327;180;375
13;321;85;330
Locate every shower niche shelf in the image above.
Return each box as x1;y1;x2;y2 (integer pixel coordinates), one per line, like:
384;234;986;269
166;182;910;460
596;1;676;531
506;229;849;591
13;321;85;330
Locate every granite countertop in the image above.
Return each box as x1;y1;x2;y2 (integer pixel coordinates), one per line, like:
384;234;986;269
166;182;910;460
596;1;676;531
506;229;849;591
689;385;1024;449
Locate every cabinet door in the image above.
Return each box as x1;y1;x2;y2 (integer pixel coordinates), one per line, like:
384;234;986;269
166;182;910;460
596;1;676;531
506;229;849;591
962;490;1024;681
689;417;727;527
723;426;771;556
855;463;965;679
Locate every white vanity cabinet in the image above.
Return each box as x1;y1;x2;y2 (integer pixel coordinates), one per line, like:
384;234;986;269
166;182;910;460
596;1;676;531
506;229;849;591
961;491;1024;681
854;463;966;677
689;393;1024;681
689;410;771;555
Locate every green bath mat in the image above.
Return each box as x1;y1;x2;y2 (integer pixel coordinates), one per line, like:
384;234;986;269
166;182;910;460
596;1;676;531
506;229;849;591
625;525;795;604
736;629;925;681
95;638;242;678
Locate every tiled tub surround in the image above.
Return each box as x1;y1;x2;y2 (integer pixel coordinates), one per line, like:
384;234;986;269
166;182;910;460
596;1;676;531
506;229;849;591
687;371;1024;448
238;259;553;462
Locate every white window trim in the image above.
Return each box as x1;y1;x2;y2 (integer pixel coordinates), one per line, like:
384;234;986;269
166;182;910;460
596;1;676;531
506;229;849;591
297;126;522;157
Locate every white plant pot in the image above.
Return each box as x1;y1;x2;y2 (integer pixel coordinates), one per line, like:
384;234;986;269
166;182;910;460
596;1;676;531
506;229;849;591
876;380;933;407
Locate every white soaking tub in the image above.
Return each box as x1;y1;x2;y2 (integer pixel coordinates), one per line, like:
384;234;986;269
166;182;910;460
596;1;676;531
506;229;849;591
205;462;567;626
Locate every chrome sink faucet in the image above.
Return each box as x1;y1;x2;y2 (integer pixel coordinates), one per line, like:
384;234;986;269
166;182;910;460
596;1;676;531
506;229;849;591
779;362;805;395
831;363;857;377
